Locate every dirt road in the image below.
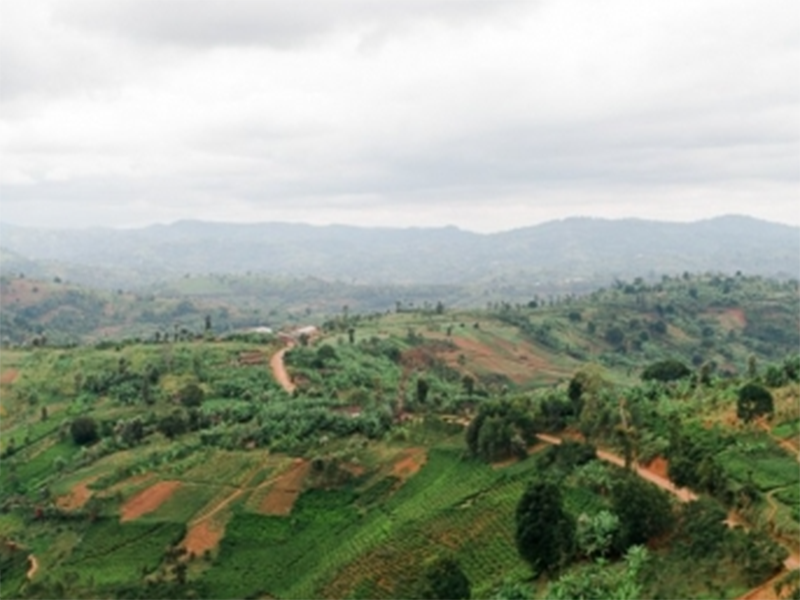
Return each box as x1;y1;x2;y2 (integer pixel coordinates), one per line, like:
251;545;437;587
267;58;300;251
26;554;38;580
270;344;295;394
535;433;799;599
536;433;698;502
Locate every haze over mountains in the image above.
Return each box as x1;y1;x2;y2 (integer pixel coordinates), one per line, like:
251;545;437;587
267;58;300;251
0;215;797;290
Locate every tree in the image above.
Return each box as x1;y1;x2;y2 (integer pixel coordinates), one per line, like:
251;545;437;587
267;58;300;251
416;378;430;405
611;474;674;550
462;375;475;397
179;383;205;408
604;326;625;348
70;416;99;446
119;418;145;447
737;383;774;422
677;498;728;558
466;400;536;462
641;359;691;383
414;556;471;599
158;410;187;439
576;510;620;559
547;545;648;600
515;480;575;576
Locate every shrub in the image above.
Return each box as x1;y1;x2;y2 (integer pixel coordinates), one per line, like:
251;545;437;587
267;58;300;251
737;383;774;422
641;359;691;383
70;416;99;446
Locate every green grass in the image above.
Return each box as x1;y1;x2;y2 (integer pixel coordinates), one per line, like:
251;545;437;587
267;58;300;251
201;447;544;599
772;418;800;440
2;440;80;494
718;449;799;491
774;486;800;523
57;519;185;588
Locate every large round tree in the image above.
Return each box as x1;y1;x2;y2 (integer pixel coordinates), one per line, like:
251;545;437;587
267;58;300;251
737;383;774;422
515;480;575;576
70;416;99;446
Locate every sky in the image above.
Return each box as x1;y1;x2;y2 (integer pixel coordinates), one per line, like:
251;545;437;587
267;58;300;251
0;0;798;233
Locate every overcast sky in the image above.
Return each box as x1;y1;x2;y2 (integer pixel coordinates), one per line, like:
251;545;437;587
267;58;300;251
1;0;798;232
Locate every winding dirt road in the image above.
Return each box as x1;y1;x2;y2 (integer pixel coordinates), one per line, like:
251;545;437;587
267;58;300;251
26;554;38;580
270;343;295;394
535;433;799;599
536;434;699;503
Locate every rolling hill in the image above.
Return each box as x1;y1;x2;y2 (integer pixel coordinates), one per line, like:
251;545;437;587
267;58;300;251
1;216;797;289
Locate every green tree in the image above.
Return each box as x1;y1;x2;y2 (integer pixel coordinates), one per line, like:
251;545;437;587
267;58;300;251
416;378;430;405
179;383;205;408
466;400;536;462
641;359;691;383
737;383;774;422
515;480;575;576
677;498;728;558
415;556;471;600
611;473;674;550
70;416;99;446
547;545;648;600
462;375;475;397
576;510;619;559
158;410;187;439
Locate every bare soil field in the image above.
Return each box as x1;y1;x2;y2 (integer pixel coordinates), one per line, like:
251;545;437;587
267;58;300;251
391;448;427;480
56;476;98;511
259;459;310;516
439;335;558;384
0;369;19;386
182;519;226;557
120;480;182;522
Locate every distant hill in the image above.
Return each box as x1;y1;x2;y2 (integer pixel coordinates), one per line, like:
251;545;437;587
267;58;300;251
0;216;797;289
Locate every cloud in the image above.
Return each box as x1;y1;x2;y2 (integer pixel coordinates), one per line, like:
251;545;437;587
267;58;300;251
52;0;526;49
0;0;798;231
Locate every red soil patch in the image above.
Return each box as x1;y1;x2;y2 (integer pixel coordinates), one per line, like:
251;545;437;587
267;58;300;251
182;520;225;556
712;308;747;330
391;448;427;480
120;480;181;522
341;462;367;478
259;459;310;516
0;369;19;385
439;335;555;384
491;456;519;469
644;456;669;479
56;477;98;511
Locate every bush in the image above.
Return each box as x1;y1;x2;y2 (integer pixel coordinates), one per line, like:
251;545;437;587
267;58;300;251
737;383;774;422
641;359;691;383
515;480;575;575
178;383;205;407
414;556;471;599
70;416;99;446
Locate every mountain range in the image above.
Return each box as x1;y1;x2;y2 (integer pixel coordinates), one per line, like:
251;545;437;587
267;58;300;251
0;215;797;290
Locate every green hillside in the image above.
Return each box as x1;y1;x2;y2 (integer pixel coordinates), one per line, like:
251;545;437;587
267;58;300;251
0;274;798;599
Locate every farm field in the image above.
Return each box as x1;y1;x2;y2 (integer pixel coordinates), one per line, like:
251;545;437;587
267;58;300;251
0;273;798;599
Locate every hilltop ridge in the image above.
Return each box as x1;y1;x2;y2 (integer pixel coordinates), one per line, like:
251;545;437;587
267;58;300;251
1;215;797;289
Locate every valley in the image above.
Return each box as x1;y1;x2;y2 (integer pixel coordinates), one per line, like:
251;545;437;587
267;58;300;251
0;271;798;599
